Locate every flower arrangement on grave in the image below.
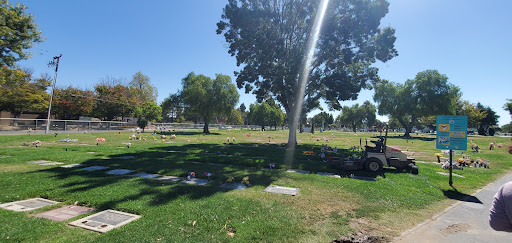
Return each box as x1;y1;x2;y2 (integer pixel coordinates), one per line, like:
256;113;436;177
187;172;195;180
241;176;250;186
203;172;212;181
161;135;168;139
32;140;41;146
226;177;234;183
489;142;495;150
497;143;502;148
96;138;106;142
232;137;236;142
333;147;338;153
269;163;276;169
170;134;176;139
435;153;442;163
226;137;230;143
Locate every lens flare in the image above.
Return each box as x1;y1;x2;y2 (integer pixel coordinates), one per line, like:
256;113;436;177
285;0;330;165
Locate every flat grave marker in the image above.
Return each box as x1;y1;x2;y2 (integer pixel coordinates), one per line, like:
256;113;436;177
114;156;135;159
33;205;94;222
209;163;227;167
153;176;183;182
219;183;247;190
316;172;341;178
39;162;65;166
61;164;84;168
130;173;160;179
81;166;109;171
437;172;466;178
106;169;134;175
27;160;52;164
0;198;59;212
0;156;11;159
68;209;141;233
264;185;299;196
180;179;211;186
286;169;311;174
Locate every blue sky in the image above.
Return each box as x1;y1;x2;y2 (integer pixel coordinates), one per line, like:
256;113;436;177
16;0;512;126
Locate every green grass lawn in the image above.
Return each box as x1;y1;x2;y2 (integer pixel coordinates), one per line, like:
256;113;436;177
0;129;510;242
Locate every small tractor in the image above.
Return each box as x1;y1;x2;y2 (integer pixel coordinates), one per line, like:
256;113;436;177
329;125;418;174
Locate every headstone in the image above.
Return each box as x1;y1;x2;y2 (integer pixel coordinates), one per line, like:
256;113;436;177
130;173;159;179
180;179;211;186
153;176;183;182
81;166;109;171
286;169;310;174
33;205;94;222
316;172;341;178
209;163;227;166
114;156;135;159
263;185;299;196
219;183;247;190
106;169;134;175
27;160;52;164
39;162;65;166
68;209;141;233
0;198;59;212
437;172;466;178
60;164;84;168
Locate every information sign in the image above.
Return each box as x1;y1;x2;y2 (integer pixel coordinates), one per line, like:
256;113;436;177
436;116;468;150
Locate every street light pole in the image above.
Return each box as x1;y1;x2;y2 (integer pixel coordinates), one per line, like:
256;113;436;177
45;54;62;134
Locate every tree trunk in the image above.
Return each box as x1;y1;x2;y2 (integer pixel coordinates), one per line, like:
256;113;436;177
287;109;297;148
203;121;210;134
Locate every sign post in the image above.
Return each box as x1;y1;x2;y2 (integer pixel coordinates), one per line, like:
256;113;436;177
436;115;467;186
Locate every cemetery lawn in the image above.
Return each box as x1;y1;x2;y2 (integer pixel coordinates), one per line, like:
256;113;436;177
0;130;511;242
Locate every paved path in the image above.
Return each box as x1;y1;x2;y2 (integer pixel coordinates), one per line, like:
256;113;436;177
395;173;512;242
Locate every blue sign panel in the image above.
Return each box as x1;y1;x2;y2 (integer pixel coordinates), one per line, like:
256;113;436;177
436;116;468;150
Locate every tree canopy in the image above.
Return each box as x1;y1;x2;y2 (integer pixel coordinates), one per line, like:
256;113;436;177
53;86;95;120
0;0;44;67
217;0;397;146
311;111;334;133
336;101;376;133
0;65;50;117
504;99;512;118
475;102;499;135
134;102;162;132
129;72;157;103
373;70;460;136
180;72;239;133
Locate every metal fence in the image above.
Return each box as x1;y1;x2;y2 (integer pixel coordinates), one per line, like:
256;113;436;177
0;118;130;134
0;118;277;134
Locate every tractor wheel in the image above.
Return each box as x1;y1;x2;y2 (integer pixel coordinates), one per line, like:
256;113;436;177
409;164;419;175
365;158;383;172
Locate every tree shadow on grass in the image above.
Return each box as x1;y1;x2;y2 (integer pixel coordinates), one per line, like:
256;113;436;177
442;187;483;204
26;141;416;210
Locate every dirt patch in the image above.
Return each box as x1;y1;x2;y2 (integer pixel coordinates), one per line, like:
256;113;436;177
334;233;391;243
439;223;471;236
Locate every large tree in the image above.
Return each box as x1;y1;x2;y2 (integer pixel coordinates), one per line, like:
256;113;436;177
475;102;499;135
134;102;162;132
129;71;158;103
0;65;50;117
180;72;239;134
336;101;376;133
0;0;44;67
373;70;460;137
92;79;135;121
52;86;95;119
312;111;334;133
456;100;486;129
217;0;397;147
504;99;512;118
